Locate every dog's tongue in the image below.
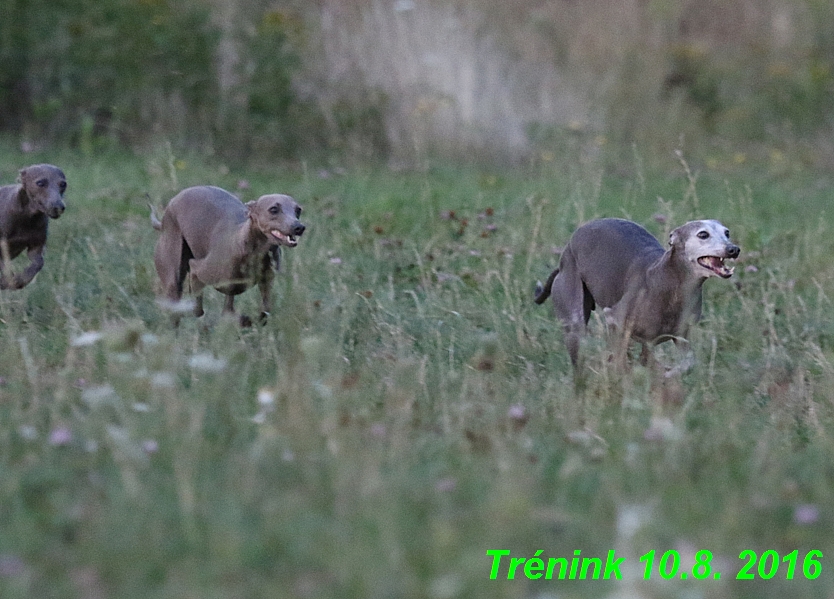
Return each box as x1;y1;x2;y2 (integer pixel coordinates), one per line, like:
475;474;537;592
698;256;733;278
271;230;298;247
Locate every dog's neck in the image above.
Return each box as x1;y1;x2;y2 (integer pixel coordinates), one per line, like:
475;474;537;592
648;246;706;305
619;245;703;340
235;217;272;255
15;186;39;216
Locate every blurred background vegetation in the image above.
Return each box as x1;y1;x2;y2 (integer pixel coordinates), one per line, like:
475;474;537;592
1;0;832;168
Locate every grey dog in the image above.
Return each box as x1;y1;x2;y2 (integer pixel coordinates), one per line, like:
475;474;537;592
535;218;740;368
151;185;305;325
0;164;67;290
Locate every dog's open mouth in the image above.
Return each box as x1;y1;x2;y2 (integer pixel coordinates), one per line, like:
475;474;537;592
697;256;734;278
271;230;298;247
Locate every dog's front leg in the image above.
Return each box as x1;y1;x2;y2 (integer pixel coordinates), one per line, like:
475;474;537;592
0;260;13;290
222;294;235;314
664;338;695;378
11;246;45;289
0;270;13;289
269;245;281;272
223;294;253;327
258;253;274;323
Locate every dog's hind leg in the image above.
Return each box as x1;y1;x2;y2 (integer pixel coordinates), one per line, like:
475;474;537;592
550;258;588;368
154;229;187;303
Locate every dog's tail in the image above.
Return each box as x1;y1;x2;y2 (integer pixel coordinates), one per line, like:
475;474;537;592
149;203;163;231
534;268;559;304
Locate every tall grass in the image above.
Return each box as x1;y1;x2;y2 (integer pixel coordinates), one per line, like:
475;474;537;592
0;141;833;597
4;1;832;166
306;0;834;166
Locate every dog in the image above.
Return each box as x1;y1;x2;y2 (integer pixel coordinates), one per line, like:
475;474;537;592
151;185;305;325
0;164;67;289
535;218;740;368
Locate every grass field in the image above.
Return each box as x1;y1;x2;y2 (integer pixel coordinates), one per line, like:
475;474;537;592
1;139;833;598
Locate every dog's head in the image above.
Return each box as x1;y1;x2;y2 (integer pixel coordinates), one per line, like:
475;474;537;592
19;164;67;219
670;219;740;279
246;194;306;248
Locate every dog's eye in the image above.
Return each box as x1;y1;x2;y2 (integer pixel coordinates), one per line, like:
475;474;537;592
724;229;730;238
59;181;67;192
36;179;48;188
295;206;302;217
697;231;710;240
268;206;280;215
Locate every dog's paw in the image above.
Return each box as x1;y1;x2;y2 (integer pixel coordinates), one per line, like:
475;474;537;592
602;307;618;329
664;351;696;378
2;275;27;290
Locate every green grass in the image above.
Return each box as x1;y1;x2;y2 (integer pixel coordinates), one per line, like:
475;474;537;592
1;139;834;598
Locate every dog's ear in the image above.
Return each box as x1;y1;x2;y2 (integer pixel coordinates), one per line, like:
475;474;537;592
669;226;687;248
245;200;259;216
669;223;691;248
245;200;265;228
16;169;30;206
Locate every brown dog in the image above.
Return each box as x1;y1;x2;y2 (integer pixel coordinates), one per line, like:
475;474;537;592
151;185;305;324
0;164;67;289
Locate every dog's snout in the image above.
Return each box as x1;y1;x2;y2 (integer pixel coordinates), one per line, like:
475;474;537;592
47;199;66;218
726;244;740;259
292;223;305;237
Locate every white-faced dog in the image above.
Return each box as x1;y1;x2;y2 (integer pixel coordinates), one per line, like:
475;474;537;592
535;218;740;368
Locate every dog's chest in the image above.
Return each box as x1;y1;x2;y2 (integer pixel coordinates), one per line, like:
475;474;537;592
0;214;47;255
648;289;700;339
221;251;269;289
622;283;693;341
240;250;267;273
